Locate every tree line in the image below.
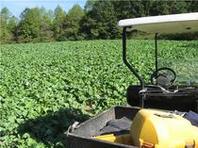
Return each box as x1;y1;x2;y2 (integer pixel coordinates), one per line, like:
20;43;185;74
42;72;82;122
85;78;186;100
0;0;198;44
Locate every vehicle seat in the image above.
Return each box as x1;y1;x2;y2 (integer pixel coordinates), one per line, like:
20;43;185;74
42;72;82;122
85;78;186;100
127;85;198;112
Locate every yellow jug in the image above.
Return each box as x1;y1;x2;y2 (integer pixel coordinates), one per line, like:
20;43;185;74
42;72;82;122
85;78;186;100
131;109;198;148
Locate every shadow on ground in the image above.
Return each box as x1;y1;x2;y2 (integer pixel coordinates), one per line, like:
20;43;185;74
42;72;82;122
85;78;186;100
18;108;90;147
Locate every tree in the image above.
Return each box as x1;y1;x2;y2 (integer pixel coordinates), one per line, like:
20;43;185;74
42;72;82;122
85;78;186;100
0;7;16;43
188;0;198;12
61;4;85;40
7;16;18;41
169;0;188;14
81;0;120;39
141;0;154;16
53;5;66;41
112;0;145;19
17;7;53;42
17;8;42;42
150;1;170;15
1;1;198;43
39;7;54;42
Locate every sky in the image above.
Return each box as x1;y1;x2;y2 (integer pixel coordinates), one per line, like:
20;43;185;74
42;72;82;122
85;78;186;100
0;0;86;18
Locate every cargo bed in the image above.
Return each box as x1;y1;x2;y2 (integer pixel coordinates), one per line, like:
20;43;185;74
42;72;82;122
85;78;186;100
66;106;140;148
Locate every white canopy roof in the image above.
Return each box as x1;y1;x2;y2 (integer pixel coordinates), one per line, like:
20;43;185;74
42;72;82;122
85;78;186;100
118;12;198;34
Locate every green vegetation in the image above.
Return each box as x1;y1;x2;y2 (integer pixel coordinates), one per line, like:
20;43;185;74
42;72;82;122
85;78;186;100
1;0;198;43
1;40;197;147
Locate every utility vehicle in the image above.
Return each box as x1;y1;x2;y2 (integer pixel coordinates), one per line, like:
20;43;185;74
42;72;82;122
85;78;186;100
67;12;198;148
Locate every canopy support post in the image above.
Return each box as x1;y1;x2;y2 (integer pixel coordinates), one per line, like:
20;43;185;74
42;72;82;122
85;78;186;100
154;33;159;85
122;27;145;107
155;33;158;73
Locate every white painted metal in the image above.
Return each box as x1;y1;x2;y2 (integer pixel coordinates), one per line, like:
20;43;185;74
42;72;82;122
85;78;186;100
118;12;198;33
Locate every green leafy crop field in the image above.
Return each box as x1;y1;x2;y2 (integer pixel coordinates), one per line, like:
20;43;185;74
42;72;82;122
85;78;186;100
0;40;197;147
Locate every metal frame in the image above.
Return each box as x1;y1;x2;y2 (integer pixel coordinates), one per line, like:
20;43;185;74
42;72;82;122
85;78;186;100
122;28;159;107
122;28;159;85
122;27;145;107
122;27;145;89
155;33;158;75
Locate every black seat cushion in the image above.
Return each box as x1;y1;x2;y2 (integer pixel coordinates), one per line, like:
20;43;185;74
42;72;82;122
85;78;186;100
127;85;198;112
